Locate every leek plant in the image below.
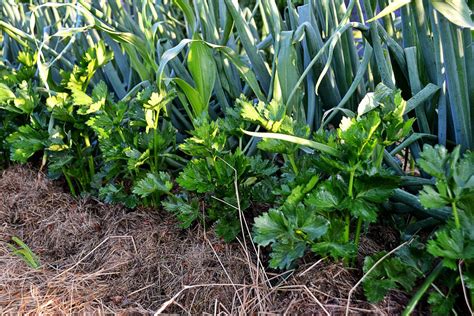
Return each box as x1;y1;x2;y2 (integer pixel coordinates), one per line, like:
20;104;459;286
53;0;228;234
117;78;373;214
2;0;471;153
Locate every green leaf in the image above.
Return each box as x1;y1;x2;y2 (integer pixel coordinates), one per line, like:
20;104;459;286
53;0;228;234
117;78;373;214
431;0;474;29
274;31;302;112
298;214;329;241
6;125;48;163
427;227;474;269
354;176;399;203
428;290;457;316
174;78;205;119
338;112;381;161
396;242;435;274
215;217;241;242
418;144;449;179
72;89;93;106
367;0;412;23
269;241;306;269
242;130;339;156
454;150;474;190
99;184;138;208
173;0;196;34
222;0;271;92
8;236;41;269
0;83;15;103
311;241;356;260
357;92;379;117
257;138;298;154
305;180;344;211
362;253;420;303
253;203;329;269
163;195;200;228
419;185;449;209
187;39;217;116
364;278;396;302
132;172;173;198
253;209;289;246
86;114;114;140
344;198;379;223
177;158;215;193
179;117;226;157
239;99;266;125
237;97;286;132
284;175;319;208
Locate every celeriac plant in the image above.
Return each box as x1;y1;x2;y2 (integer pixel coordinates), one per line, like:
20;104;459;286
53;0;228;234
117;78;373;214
2;42;112;194
0;51;40;164
245;84;413;268
89;86;178;208
164;113;278;241
362;144;474;315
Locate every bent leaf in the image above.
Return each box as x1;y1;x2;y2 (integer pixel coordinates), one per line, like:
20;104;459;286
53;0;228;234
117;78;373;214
431;0;474;29
242;130;339;156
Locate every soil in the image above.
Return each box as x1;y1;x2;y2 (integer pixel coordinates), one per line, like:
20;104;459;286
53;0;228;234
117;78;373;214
0;165;408;314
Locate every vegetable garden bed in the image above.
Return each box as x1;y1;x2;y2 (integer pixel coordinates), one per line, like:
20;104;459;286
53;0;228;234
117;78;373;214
1;0;473;314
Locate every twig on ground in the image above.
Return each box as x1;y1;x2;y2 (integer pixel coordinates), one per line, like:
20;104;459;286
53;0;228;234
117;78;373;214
154;283;250;315
128;283;156;297
458;260;474;315
298;258;326;277
53;236;137;280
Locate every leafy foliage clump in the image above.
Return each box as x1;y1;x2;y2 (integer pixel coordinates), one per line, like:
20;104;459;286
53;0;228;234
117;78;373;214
165;114;278;241
246;84;411;268
362;145;473;314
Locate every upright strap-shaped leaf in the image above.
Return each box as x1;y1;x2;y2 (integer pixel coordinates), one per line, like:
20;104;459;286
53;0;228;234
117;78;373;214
223;0;271;93
274;31;302;116
187;39;217;116
158;39;265;101
173;0;196;36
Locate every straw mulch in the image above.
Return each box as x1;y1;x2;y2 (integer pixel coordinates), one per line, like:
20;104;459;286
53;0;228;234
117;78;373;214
0;165;407;314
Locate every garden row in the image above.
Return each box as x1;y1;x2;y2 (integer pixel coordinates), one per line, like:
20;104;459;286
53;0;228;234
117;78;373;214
1;0;473;313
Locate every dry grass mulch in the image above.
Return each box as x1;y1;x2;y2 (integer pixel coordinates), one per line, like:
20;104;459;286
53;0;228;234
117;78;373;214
0;165;407;314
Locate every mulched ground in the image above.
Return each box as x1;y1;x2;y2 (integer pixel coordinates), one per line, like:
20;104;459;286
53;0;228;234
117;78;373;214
0;165;408;314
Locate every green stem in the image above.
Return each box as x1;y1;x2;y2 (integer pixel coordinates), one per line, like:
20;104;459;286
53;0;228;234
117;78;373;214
118;128;126;143
153;111;160;170
402;262;444;316
410;155;415;176
84;134;95;178
344;214;351;243
343;213;351;266
374;144;384;169
153;126;158;169
354;217;363;249
452;202;460;229
352;217;364;266
75;145;89;185
348;170;355;198
344;171;355;243
470;290;474;313
288;153;299;175
62;169;77;197
344;170;356;265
